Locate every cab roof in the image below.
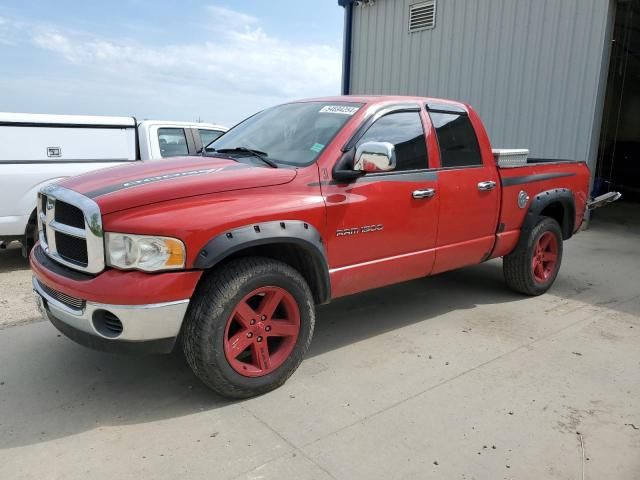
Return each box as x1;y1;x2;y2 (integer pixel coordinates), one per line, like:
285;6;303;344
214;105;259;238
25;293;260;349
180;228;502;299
0;112;136;127
296;95;468;110
0;113;227;130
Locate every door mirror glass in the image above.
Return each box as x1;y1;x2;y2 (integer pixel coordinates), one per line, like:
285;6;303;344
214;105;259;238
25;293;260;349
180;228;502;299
354;141;396;173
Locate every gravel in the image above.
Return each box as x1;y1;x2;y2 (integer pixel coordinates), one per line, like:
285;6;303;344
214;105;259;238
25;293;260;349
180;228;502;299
0;243;41;329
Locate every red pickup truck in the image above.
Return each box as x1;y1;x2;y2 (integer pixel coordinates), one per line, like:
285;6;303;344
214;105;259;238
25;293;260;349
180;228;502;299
32;96;598;398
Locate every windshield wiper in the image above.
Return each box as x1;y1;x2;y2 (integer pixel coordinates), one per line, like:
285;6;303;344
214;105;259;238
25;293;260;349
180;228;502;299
214;147;278;168
199;138;217;155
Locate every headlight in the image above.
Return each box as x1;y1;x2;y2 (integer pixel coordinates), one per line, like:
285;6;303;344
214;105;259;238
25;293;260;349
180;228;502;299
105;233;186;272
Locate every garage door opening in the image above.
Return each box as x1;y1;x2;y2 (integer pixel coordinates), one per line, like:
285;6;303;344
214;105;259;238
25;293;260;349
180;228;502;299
595;0;640;204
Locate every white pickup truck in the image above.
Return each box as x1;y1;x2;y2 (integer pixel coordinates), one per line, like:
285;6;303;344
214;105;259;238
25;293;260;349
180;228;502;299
0;113;227;254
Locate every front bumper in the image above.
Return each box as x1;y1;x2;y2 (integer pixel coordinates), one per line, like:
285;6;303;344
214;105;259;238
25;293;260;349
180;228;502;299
33;276;190;354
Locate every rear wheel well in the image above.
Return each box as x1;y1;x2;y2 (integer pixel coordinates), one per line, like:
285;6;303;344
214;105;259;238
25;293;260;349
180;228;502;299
540;201;573;239
214;243;329;304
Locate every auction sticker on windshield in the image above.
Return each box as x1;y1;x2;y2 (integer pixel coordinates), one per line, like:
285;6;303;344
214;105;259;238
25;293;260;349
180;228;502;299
319;105;359;115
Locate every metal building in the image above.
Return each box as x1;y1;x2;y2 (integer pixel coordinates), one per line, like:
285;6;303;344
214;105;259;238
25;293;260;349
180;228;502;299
338;0;640;199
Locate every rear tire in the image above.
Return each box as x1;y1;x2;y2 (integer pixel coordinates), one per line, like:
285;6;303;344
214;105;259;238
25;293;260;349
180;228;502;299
503;217;563;296
182;257;315;398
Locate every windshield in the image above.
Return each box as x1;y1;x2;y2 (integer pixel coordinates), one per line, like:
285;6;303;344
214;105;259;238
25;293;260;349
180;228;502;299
209;102;363;167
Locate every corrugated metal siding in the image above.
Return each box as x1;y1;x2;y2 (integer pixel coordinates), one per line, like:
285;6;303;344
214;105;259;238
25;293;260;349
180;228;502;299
349;0;613;166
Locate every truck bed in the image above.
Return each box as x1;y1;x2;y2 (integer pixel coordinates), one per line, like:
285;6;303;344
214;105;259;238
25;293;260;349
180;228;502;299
492;161;591;258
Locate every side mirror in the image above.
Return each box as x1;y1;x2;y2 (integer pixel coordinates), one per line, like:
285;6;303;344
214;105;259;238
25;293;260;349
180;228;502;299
354;142;396;173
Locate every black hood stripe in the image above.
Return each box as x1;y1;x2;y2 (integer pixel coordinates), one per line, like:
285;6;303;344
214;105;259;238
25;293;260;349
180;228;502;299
84;164;250;199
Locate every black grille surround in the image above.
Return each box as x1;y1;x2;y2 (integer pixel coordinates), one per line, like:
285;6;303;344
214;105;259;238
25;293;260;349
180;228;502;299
54;200;86;229
37;280;85;311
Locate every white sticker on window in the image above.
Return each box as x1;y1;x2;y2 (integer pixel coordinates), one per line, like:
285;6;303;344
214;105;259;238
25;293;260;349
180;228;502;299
319;105;359;115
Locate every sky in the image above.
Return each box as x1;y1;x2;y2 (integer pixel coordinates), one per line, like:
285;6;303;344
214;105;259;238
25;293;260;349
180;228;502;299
0;1;345;126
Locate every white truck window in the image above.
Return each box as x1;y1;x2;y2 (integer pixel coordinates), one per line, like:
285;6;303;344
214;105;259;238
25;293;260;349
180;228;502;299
158;128;189;157
198;129;224;148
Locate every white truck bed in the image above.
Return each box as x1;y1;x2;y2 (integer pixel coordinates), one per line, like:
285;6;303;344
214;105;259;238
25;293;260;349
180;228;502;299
0;112;227;250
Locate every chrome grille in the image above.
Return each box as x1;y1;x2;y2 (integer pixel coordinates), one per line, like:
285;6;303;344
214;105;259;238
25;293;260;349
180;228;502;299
37;185;105;274
37;280;85;311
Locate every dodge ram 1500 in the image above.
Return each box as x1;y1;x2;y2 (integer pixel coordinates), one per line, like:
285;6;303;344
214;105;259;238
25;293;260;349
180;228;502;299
31;96;615;398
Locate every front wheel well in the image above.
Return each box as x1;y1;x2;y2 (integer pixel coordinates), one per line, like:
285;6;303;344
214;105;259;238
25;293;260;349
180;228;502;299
22;208;39;257
213;243;329;305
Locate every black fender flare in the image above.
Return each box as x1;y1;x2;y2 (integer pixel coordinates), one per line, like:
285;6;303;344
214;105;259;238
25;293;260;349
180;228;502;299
519;188;576;247
194;220;330;303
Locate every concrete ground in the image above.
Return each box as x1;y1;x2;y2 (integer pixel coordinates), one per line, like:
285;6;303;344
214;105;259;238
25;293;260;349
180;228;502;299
0;204;638;480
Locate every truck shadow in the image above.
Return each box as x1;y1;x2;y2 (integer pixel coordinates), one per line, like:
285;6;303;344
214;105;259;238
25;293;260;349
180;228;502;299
311;260;518;358
1;261;523;450
0;242;28;273
2;204;637;449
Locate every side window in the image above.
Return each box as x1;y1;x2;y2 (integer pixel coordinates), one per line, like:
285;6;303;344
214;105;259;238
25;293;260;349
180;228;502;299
199;129;224;148
158;128;189;157
356;111;428;171
429;112;482;168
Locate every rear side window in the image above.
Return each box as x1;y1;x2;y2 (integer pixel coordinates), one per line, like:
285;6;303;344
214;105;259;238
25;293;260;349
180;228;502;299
158;128;189;157
429;112;482;168
199;129;224;148
356;111;428;171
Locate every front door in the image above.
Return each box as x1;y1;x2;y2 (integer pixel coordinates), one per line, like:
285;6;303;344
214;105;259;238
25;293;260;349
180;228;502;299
323;108;440;297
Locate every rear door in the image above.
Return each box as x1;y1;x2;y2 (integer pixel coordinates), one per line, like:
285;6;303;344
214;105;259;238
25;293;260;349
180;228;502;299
427;105;500;274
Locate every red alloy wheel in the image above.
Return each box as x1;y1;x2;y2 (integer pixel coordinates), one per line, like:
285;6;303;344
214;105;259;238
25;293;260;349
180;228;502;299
531;231;559;284
223;286;301;377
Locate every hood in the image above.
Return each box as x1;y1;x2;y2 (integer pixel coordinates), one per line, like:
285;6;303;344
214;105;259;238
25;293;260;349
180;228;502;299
60;156;297;214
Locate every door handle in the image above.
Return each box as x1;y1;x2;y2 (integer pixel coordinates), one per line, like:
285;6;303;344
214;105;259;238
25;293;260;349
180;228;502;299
477;181;497;191
412;188;436;199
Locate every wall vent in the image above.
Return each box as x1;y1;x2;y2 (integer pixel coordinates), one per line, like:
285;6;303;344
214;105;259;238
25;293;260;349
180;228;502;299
409;1;436;33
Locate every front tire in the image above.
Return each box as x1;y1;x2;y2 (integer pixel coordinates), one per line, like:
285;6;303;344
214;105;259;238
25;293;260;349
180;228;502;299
182;257;315;398
503;217;563;296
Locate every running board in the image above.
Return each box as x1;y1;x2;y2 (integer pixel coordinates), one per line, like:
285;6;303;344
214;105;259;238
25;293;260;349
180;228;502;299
587;191;622;210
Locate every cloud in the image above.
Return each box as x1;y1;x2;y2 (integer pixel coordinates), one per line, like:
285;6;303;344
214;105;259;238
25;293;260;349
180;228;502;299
24;5;341;100
0;16;18;45
206;5;259;29
0;5;342;124
32;31;86;62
